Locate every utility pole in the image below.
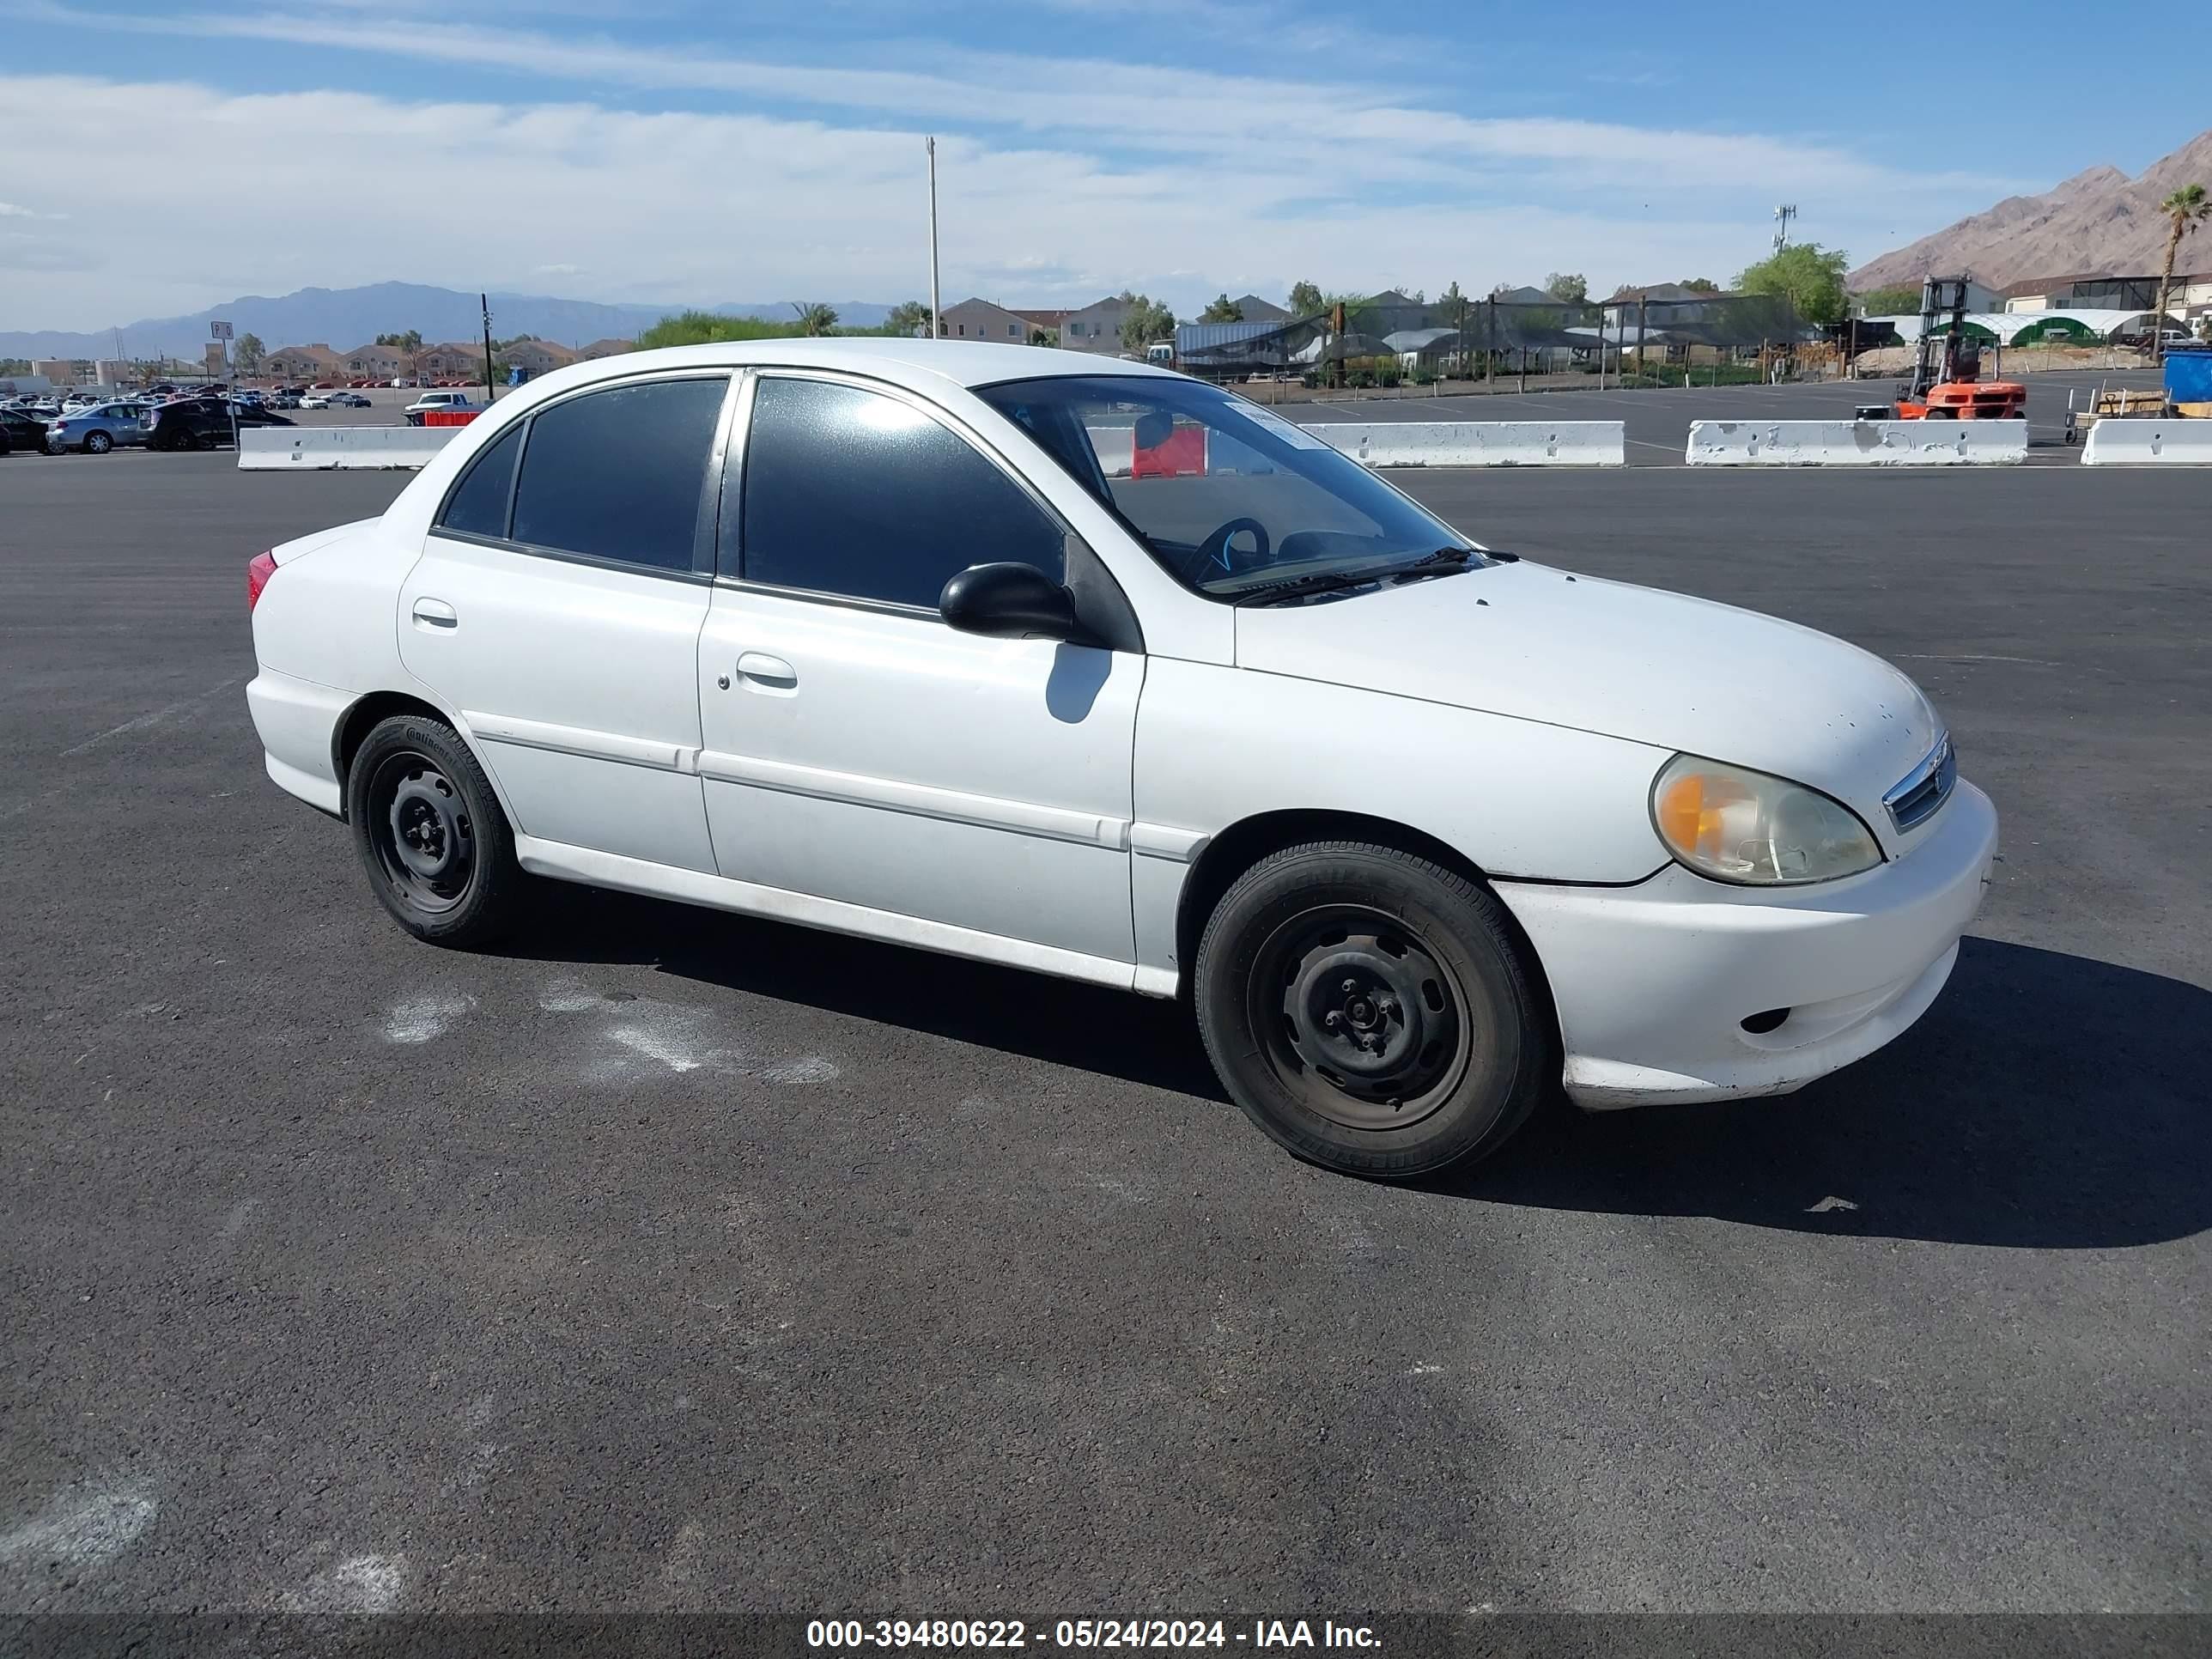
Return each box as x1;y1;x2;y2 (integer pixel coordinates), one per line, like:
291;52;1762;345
927;137;941;341
481;294;496;405
1772;203;1796;257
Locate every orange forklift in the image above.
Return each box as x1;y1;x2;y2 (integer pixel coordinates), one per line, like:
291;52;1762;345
1882;276;2027;419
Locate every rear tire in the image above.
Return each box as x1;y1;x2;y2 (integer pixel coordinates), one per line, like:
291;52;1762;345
84;430;112;454
1194;841;1553;1178
346;714;526;948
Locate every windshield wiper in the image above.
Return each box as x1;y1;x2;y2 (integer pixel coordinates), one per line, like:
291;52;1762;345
1230;569;1388;607
1230;549;1503;608
1391;547;1479;585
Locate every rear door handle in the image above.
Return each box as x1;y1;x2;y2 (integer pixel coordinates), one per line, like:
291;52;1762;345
735;652;797;690
411;598;458;629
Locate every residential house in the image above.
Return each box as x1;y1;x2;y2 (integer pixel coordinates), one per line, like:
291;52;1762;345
342;343;410;380
263;343;346;381
416;341;487;380
1231;295;1291;323
501;337;580;378
1059;295;1134;354
937;298;1033;343
575;337;636;361
1011;307;1073;342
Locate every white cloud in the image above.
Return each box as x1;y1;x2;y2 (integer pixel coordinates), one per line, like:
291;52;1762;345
0;64;2013;330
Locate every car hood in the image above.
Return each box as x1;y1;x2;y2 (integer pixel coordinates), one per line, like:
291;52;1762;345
1232;559;1942;845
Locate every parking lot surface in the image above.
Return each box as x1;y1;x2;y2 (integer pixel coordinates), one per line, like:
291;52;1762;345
2;455;2205;1617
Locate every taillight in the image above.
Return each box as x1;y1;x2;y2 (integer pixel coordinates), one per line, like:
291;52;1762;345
247;550;278;611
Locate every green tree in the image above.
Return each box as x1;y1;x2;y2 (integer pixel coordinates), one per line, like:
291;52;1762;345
1733;242;1850;326
1027;326;1054;347
2154;183;2209;359
790;301;840;337
1117;291;1176;353
885;300;932;337
1199;293;1243;323
233;332;264;374
1287;280;1324;316
637;310;803;349
1543;272;1588;303
1854;283;1923;316
1676;277;1721;295
375;330;423;354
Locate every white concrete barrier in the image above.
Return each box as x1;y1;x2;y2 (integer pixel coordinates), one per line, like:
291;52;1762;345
1089;426;1135;477
2080;419;2212;465
1310;422;1625;467
1686;419;2027;466
238;426;460;471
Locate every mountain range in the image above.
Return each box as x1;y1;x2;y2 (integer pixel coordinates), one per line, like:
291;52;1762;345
1850;128;2212;293
0;283;896;362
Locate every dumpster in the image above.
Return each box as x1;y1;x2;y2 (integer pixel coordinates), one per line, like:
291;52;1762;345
2165;343;2212;416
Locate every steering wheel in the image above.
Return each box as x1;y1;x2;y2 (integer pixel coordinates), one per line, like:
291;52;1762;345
1180;517;1271;585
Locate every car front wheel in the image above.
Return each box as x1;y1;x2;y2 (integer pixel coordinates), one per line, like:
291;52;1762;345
1194;841;1553;1178
347;714;526;947
84;430;112;453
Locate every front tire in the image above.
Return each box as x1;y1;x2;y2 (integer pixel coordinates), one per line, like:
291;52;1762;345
1194;842;1553;1178
346;714;525;947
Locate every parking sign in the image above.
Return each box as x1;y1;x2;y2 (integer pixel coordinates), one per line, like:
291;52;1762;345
210;320;234;341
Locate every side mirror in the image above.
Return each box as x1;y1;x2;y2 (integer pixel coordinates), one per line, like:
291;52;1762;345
1132;410;1175;449
939;562;1079;641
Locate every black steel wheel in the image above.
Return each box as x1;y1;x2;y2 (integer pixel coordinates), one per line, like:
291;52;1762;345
1250;906;1470;1130
346;713;525;946
1195;840;1553;1177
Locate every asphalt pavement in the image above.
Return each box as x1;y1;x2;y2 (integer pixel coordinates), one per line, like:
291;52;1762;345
1;453;2204;1624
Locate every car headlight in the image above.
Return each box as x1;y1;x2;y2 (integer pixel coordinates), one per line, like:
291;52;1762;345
1650;754;1882;885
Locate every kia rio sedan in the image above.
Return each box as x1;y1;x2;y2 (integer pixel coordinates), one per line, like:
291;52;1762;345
246;341;1996;1177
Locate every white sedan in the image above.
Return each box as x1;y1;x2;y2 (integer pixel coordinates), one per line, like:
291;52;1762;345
246;340;1996;1176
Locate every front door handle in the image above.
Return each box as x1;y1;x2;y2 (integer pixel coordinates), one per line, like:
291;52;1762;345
735;652;797;691
411;598;458;629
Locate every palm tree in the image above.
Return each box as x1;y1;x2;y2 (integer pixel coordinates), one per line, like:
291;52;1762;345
2153;183;2208;361
790;302;839;337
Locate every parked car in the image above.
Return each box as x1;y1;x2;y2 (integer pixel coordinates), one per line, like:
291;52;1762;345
244;341;1997;1178
328;391;372;408
297;392;333;410
264;390;302;410
46;402;151;453
404;389;477;424
147;398;296;450
0;406;54;454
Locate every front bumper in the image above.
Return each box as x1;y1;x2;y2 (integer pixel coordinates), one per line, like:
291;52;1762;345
1495;780;1997;1109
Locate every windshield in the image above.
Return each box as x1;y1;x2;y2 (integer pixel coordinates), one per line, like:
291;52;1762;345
974;375;1483;597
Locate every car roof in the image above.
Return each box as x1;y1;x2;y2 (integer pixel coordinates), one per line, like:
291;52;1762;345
526;337;1182;398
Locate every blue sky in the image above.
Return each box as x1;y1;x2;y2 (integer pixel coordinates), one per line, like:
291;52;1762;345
3;0;2203;329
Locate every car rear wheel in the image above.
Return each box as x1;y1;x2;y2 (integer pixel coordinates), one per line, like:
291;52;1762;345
1194;841;1553;1178
347;714;526;948
84;430;112;454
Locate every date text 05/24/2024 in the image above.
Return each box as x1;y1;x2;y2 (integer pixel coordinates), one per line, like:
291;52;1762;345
806;1619;1382;1650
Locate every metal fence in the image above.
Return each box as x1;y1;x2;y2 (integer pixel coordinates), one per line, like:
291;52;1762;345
1173;294;1813;396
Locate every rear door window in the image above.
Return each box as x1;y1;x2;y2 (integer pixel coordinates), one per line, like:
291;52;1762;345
508;377;727;573
436;422;522;540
